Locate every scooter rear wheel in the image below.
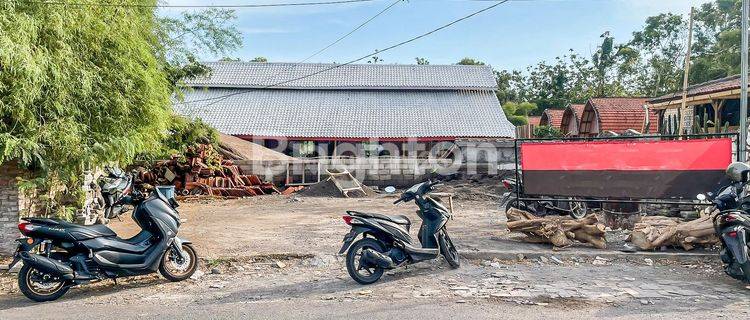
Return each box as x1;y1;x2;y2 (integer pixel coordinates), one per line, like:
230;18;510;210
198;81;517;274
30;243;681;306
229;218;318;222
346;238;386;285
439;230;460;269
18;264;70;302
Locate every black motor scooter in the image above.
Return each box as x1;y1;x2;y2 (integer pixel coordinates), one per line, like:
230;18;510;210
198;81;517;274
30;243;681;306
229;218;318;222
339;179;459;284
701;162;750;283
7;176;198;302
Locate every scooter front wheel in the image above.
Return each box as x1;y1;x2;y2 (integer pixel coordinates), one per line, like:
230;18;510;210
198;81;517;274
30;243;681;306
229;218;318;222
439;230;460;268
159;243;198;282
346;238;385;285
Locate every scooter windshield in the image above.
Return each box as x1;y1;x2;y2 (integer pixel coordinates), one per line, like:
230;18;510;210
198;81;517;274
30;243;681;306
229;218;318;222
405;182;425;195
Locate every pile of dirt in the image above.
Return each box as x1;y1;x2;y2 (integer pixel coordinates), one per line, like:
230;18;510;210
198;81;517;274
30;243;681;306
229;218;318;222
439;175;506;201
297;178;377;198
217;133;295;161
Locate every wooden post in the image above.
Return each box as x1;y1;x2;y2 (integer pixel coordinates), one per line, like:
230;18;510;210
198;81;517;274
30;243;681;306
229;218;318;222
678;7;695;135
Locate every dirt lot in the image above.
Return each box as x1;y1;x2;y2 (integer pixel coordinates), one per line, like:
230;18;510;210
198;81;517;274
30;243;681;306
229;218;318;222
0;186;749;319
106;191;504;259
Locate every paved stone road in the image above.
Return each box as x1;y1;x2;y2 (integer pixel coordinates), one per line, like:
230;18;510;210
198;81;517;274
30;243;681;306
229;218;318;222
0;254;748;319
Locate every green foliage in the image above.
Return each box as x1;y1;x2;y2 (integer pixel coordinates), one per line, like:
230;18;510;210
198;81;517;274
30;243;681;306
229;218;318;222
415;57;430;65
494;0;749;107
511;52;598;110
250;56;268;63
457;58;485;65
156;8;242;91
534;126;562;138
367;56;383;64
502;102;538;126
152;116;219;159
494;69;523;104
1;2;240;218
0;1;171;184
156;8;241;66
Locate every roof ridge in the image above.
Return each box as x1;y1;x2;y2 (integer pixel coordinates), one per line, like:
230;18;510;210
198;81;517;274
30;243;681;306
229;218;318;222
590;96;650;100
685;74;741;90
186;61;497;90
201;61;492;68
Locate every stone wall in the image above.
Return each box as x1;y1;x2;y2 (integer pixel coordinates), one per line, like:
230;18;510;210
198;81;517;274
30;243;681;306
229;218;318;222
237;155;514;188
0;163;25;255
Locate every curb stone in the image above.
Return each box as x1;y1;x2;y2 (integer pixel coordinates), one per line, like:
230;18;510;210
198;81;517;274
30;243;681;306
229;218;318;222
459;249;718;263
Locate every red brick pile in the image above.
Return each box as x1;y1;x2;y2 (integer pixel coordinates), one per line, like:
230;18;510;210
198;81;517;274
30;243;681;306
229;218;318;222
139;144;279;197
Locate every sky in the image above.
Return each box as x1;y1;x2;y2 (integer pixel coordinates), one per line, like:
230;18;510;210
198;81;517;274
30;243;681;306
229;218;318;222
163;0;714;71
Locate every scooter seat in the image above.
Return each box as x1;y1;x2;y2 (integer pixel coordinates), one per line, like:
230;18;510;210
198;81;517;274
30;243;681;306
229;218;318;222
65;224;117;240
348;211;411;225
35;219;117;240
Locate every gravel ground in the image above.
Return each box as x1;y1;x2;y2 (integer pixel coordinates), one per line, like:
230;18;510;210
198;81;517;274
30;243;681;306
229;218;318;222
0;255;748;319
102;193;505;259
0;192;748;319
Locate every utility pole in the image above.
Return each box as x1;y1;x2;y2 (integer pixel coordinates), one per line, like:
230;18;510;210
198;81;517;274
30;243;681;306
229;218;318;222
678;7;695;136
741;0;749;161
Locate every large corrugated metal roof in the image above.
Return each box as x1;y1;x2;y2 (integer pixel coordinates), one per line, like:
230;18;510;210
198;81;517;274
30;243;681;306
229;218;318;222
176;89;515;139
184;62;498;90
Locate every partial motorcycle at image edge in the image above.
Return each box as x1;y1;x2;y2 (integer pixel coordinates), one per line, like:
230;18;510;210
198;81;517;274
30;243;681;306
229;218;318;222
698;162;750;284
84;167;135;225
338;178;460;285
6;173;198;302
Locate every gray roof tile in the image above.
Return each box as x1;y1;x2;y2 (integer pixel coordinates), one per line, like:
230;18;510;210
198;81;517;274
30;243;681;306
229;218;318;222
176;89;515;139
185;62;498;90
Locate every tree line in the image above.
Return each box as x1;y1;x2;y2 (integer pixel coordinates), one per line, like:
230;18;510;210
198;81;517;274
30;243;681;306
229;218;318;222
462;0;746;125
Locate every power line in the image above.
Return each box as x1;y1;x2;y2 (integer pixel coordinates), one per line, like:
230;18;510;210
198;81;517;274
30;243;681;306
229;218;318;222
249;0;402;91
21;0;376;8
299;0;403;64
179;0;510;107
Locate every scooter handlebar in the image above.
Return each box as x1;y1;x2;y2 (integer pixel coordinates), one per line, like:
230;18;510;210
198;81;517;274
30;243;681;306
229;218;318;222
393;198;403;204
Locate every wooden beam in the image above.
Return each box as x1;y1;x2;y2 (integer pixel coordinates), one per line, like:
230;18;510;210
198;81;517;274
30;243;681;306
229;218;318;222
650;89;741;109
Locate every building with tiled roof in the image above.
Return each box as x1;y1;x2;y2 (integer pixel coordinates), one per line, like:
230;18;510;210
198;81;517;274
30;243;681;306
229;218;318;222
578;98;657;137
175;62;515;156
560;104;585;136
649;74;747;134
526;116;542;126
539;109;565;128
650;75;746;106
